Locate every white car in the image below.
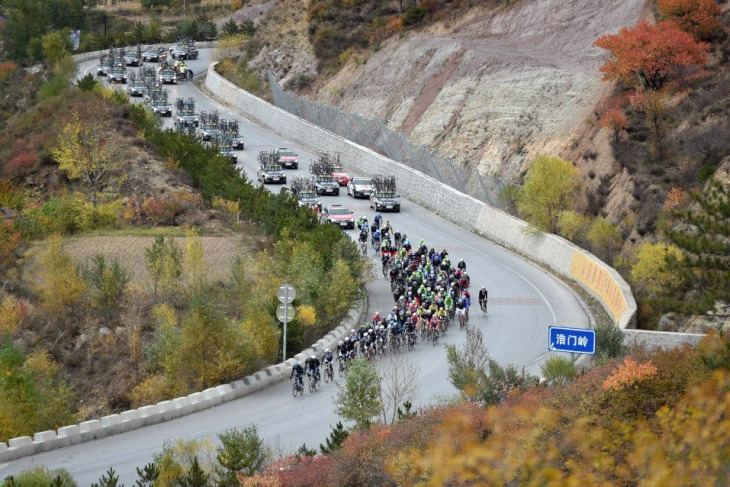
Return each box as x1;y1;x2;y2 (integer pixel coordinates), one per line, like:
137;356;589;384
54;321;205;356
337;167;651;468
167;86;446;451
347;177;374;198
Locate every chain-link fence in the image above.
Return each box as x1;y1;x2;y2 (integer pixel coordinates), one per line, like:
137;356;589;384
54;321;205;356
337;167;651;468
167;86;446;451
269;73;506;210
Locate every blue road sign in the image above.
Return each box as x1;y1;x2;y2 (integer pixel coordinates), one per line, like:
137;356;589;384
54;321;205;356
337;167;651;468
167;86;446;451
548;326;596;355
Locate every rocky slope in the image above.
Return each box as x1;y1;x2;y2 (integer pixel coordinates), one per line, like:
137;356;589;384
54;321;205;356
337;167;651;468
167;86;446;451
307;0;648;179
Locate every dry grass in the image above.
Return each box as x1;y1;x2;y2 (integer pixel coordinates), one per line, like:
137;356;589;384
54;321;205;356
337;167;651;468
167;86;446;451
98;0;233;13
24;233;250;286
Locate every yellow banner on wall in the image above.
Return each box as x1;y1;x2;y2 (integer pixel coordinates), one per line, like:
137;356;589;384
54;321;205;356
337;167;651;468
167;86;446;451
570;251;627;323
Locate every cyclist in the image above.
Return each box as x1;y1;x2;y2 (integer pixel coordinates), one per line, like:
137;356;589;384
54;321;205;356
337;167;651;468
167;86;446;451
372;227;381;252
322;348;334;377
372;311;383;327
373;213;382;229
457;258;467;272
359;226;369;251
290;360;304;388
337;340;346;359
305;355;321;382
478;286;488;313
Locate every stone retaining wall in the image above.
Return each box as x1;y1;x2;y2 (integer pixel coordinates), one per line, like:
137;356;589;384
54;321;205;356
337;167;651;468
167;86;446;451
0;298;366;462
205;63;637;329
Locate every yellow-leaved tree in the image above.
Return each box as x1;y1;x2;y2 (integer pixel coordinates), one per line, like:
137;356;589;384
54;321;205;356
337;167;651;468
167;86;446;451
631;242;685;296
51;108;125;207
184;227;206;295
37;235;86;321
518;155;583;233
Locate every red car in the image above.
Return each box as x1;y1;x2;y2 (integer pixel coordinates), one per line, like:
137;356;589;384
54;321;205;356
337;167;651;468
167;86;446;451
320;205;355;229
332;163;350;186
278;148;299;169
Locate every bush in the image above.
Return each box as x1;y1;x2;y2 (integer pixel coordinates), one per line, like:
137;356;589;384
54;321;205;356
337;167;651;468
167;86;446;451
140;0;173;7
39;76;70;99
595;322;625;362
540;356;578;386
6;466;77;487
697;164;716;183
402;6;428;25
76;73;97;91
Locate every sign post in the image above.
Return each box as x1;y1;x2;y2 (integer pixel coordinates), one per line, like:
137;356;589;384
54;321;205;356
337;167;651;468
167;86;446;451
548;326;596;355
277;284;296;361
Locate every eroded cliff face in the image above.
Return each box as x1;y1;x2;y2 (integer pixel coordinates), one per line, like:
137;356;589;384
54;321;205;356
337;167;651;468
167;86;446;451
309;0;647;179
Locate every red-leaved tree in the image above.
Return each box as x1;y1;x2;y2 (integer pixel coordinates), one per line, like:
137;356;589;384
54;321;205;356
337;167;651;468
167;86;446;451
658;0;723;40
594;20;709;90
600;107;628;141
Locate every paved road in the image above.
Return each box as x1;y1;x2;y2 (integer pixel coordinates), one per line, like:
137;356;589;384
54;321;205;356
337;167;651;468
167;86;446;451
0;51;590;484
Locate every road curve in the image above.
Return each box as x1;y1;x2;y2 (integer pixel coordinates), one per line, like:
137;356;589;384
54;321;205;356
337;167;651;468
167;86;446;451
0;50;590;484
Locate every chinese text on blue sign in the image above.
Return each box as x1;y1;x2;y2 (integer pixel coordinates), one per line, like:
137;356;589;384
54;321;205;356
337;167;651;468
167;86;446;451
548;326;596;355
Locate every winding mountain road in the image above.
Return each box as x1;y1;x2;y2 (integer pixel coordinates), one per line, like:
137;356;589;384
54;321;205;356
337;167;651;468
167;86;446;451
0;50;591;484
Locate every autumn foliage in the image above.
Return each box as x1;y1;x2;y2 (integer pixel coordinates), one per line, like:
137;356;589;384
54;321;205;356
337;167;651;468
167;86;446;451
599;106;628;141
658;0;723;40
594;20;709;90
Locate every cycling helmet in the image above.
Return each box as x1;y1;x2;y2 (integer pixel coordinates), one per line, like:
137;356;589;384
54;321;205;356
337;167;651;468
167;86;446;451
311;355;316;360
482;286;486;290
344;337;350;342
338;341;344;346
351;329;356;333
325;348;330;352
369;328;374;333
293;360;299;366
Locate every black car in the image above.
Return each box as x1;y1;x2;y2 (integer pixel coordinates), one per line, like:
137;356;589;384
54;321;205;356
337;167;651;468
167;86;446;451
108;67;128;84
315;175;340;196
370;190;401;212
142;47;166;62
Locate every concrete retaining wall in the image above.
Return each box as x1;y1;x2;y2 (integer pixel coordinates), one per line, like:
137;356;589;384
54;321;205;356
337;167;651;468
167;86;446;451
205;63;637;329
0;298;366;463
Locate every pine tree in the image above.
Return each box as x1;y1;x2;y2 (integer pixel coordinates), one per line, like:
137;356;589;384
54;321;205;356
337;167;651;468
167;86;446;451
178;457;209;487
134;462;159;487
666;180;730;312
91;468;123;487
320;421;350;454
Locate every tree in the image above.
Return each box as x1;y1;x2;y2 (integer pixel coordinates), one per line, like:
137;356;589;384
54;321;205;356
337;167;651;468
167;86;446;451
445;327;490;402
540;356;577;386
145;236;183;299
665;181;730;312
319;422;349;454
517;155;582;233
599;107;628;142
37;235;86;321
135;463;159;487
2;0;49;60
216;426;268;485
82;254;130;325
41;31;70;65
51;110;125;207
631;242;686;296
587;217;622;263
178;457;209;487
91;468;122;487
378;354;421;425
658;0;722;40
333;358;381;430
184;227;206;295
594;20;708;90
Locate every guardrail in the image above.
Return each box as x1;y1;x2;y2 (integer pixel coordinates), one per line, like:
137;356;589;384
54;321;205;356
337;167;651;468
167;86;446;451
204;62;638;330
0;297;366;462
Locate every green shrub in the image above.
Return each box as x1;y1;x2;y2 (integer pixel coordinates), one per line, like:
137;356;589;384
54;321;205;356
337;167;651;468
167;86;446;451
540;356;578;386
596;322;625;362
39;76;70;99
697;164;716;183
76;73;97;91
4;466;77;487
402;6;428;25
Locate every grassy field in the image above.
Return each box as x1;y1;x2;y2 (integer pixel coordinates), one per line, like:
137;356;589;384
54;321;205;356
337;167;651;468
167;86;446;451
24;231;249;285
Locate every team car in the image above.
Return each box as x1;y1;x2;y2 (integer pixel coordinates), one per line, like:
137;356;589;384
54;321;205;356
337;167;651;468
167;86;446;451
370;175;401;212
97;55;111;76
170;45;199;60
142;47;166;62
107;66;128;84
123;48;142;67
314;175;340;196
257;164;287;184
278;148;299;169
347;177;374;198
332;163;350;186
320;205;355;229
296;190;321;210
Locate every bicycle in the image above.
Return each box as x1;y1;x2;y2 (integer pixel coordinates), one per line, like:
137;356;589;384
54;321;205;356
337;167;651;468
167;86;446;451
308;371;320;393
432;326;440;346
407;331;416;351
338;357;346;377
480;298;487;316
458;310;467;331
292;376;304;397
323;361;334;383
359;239;368;256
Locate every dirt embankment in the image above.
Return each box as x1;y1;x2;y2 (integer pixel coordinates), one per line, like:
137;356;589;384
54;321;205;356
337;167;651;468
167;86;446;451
308;0;647;179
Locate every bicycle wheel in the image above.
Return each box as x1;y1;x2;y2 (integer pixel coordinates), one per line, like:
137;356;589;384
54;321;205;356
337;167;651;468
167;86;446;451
433;332;439;346
407;335;414;351
292;381;298;397
339;362;344;377
308;377;315;393
324;366;330;383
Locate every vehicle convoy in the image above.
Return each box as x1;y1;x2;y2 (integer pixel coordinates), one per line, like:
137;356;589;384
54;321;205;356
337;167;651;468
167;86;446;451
147;89;172;117
126;72;147;97
316;152;348;185
320;204;355;229
310;157;340;196
123;46;142;67
370;174;401;212
257;151;287;184
197;111;221;141
222;120;244;150
142;46;166;62
347;176;374;198
174;98;199;127
278;148;299;169
290;177;321;210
